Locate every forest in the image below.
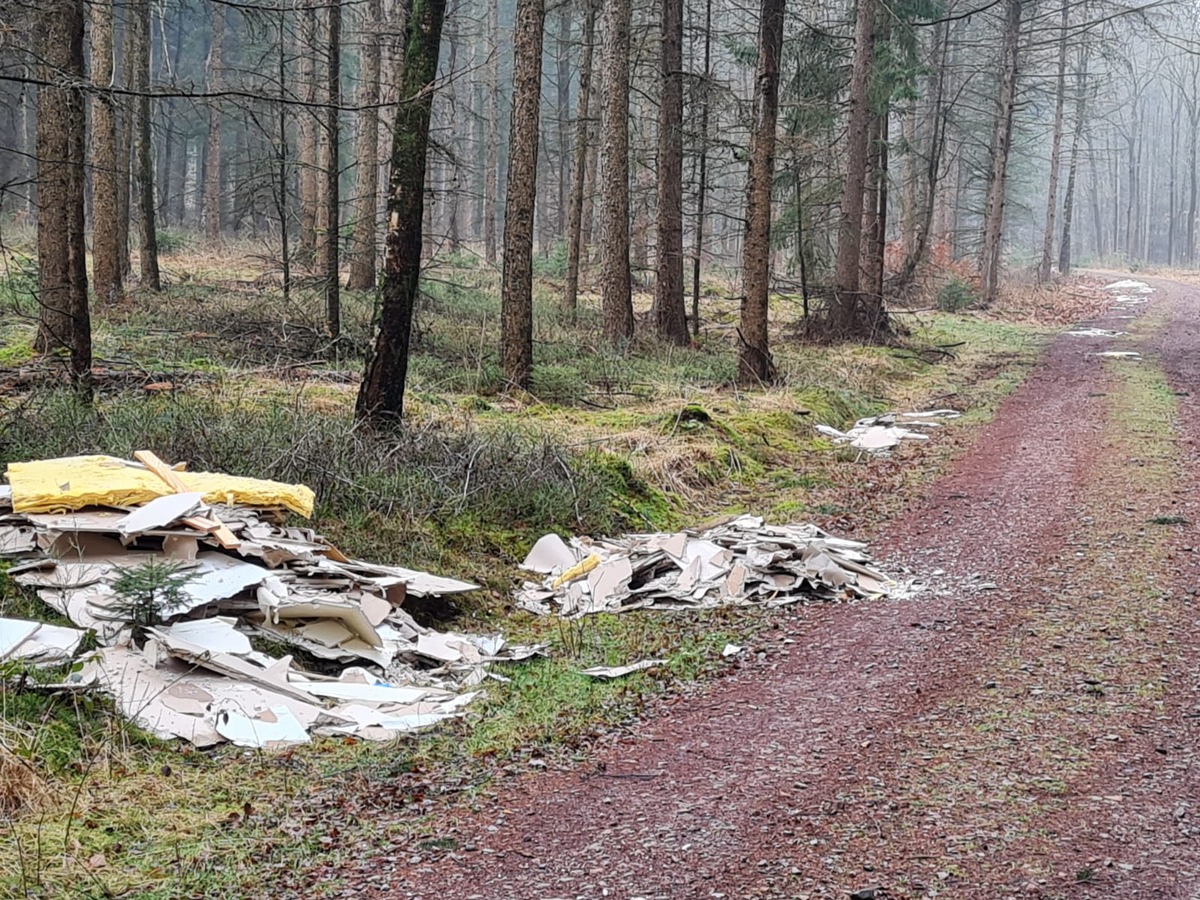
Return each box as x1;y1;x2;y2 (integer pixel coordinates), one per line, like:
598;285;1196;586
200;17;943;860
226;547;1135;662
2;0;1200;896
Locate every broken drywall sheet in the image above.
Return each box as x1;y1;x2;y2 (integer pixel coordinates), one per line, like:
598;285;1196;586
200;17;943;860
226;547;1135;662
0;453;510;749
1066;328;1128;338
1102;279;1154;294
815;408;959;456
580;659;667;679
517;515;899;617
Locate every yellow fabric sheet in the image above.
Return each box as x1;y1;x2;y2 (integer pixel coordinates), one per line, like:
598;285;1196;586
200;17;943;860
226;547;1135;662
7;455;315;518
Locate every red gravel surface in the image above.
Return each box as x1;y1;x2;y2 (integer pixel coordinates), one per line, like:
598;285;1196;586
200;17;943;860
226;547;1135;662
341;278;1200;899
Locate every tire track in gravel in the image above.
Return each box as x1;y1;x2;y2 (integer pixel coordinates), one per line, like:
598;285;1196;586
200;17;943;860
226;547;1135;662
339;278;1198;900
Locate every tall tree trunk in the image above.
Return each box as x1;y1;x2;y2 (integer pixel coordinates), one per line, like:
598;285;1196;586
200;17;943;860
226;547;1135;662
901;101;918;259
978;0;1021;305
563;0;596;311
483;0;499;264
652;0;687;343
1189;100;1198;264
348;0;383;289
501;0;546;389
861;112;882;298
831;0;875;332
868;111;890;303
298;7;319;263
736;0;784;384
132;0;161;290
34;0;92;388
356;0;447;424
90;0;122;305
325;0;342;338
204;4;224;243
1058;49;1088;275
599;0;633;343
117;14;135;278
896;16;950;291
555;3;571;238
691;0;713;338
1169;90;1180;266
1038;2;1068;281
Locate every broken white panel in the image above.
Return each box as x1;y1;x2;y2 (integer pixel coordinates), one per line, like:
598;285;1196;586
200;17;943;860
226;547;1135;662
171;552;271;613
585;556;634;611
116;492;204;537
0;525;36;556
0;620;85;663
294;680;440;705
162;617;252;655
580;658;667;679
521;533;578;573
1103;279;1153;292
415;632;483;664
721;643;743;658
82;646;224;746
215;705;310;748
1066;328;1127;338
1092;351;1142;359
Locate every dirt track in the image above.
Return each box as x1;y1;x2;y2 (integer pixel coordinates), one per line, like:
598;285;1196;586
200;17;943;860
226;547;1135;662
341;277;1200;899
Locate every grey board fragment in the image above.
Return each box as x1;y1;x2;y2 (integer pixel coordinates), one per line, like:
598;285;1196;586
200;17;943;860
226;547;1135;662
580;658;667;679
117;492;204;536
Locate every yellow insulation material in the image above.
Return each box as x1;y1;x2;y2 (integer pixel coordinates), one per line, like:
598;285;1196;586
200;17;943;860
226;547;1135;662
6;455;315;518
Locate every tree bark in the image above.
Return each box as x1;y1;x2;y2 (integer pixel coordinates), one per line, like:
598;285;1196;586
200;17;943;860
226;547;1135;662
1058;50;1088;274
736;0;784;384
325;0;342;338
356;0;447;424
298;7;319;263
500;0;546;389
691;0;713;338
978;0;1021;306
652;0;687;344
34;0;92;388
202;6;224;243
563;0;596;311
483;0;499;264
132;0;161;290
599;0;634;343
830;0;875;332
1037;2;1068;281
348;0;383;289
90;0;122;305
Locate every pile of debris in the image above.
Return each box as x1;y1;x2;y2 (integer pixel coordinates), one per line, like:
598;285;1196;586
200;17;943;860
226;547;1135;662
815;408;960;454
515;515;895;617
0;453;537;748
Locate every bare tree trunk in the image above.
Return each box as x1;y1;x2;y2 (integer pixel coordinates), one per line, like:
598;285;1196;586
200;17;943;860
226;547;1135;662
325;0;342;338
736;0;784;384
599;0;633;343
132;0;161;290
563;0;596;311
90;0;122;305
203;4;224;243
555;3;571;238
1038;3;1068;281
978;0;1021;305
691;0;713;339
896;16;949;291
483;0;499;264
1190;99;1198;264
1169;89;1181;266
298;7;319;263
868;111;889;303
901;101;918;258
501;0;546;389
652;0;687;344
347;0;383;290
1058;49;1088;275
34;0;92;388
356;0;447;424
117;14;135;278
831;0;875;332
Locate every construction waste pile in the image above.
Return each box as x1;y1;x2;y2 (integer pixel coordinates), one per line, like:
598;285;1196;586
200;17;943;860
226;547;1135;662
0;453;539;749
515;515;897;617
815;408;961;454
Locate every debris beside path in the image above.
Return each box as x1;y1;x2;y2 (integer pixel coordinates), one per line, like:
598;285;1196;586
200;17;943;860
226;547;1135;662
516;515;899;617
0;453;537;748
815;408;961;454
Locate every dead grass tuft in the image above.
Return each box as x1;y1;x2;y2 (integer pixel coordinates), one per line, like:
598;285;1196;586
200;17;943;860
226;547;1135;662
0;740;48;816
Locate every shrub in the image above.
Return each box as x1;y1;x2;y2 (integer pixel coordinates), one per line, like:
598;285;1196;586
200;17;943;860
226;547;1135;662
936;277;977;312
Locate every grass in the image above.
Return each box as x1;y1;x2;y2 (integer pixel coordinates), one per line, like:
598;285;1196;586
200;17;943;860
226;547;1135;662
0;239;1070;897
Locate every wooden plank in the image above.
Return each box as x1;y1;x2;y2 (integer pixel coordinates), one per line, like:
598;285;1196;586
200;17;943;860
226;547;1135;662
133;450;241;549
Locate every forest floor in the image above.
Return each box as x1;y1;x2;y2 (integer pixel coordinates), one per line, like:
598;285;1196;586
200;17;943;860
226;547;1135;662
0;243;1151;898
310;273;1200;899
